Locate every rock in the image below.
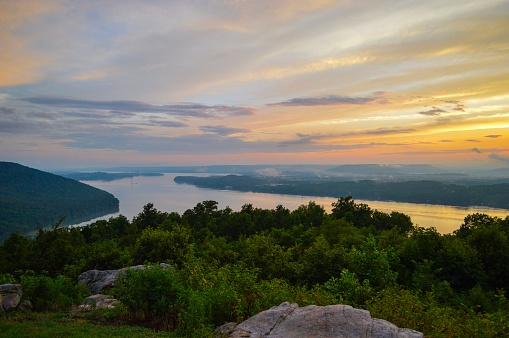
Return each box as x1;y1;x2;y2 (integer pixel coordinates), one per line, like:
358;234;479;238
78;263;172;294
0;284;23;314
18;300;33;312
216;302;423;338
78;269;123;294
79;294;118;311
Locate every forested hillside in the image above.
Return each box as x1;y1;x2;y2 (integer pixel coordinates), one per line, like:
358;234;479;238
1;198;508;336
0;162;119;241
175;174;509;209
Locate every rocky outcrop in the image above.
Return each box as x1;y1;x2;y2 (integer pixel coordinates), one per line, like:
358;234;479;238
0;284;23;314
78;263;171;294
216;302;423;338
79;294;118;311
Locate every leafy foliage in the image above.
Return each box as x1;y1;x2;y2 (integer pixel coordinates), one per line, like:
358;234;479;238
1;197;509;337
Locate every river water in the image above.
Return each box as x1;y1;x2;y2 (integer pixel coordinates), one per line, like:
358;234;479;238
76;173;509;234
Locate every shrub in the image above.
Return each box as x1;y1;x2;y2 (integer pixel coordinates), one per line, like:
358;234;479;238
20;273;89;311
113;265;183;330
324;269;373;307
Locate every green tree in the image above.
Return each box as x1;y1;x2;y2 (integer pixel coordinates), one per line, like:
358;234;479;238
331;196;373;228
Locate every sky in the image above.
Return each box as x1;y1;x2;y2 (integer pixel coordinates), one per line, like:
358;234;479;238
1;0;508;170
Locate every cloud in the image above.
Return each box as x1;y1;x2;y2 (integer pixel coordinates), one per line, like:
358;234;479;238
363;127;415;135
489;153;509;164
278;128;415;147
148;121;188;128
0;107;17;115
440;139;454;142
452;105;465;112
466;139;480;142
267;95;375;106
278;133;325;146
484;134;502;138
418;108;446;116
200;125;251;136
472;147;482;154
20;97;255;118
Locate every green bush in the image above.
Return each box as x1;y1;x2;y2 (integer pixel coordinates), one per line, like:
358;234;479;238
114;265;183;330
366;287;507;337
0;273;15;284
20;273;89;311
324;269;373;307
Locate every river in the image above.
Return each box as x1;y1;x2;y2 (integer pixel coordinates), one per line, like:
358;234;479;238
75;173;509;234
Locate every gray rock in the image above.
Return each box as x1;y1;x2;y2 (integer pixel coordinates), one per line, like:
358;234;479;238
0;284;23;314
78;269;123;294
79;294;118;311
216;302;423;338
78;263;172;294
18;300;33;312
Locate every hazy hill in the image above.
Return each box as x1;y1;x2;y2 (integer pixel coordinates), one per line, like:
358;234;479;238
326;164;448;175
0;162;119;241
57;171;163;181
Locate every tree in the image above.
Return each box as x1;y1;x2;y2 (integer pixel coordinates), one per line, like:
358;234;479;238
331;196;373;228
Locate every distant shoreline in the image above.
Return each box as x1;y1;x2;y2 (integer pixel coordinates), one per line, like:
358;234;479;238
174;175;509;210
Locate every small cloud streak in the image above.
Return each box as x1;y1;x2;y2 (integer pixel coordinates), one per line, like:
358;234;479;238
200;125;251;136
466;139;480;142
268;95;375;106
472;147;482;154
484;134;502;138
149;121;188;128
489;153;509;164
418;108;446;116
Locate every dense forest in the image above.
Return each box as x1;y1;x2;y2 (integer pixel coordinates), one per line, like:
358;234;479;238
175;174;509;209
1;198;508;337
0;162;119;241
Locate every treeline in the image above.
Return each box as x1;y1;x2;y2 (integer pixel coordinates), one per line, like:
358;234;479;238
1;198;509;336
174;174;509;208
59;171;163;181
0;162;119;241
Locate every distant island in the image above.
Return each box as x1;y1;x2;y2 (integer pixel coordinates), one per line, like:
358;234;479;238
0;162;119;241
174;174;509;210
58;171;164;181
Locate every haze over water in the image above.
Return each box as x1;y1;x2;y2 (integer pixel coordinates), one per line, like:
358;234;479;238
78;174;509;234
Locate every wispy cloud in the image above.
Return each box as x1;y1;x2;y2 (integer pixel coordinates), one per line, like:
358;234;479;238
20;97;255;118
418;108;446;116
200;125;251;136
484;134;502;138
268;95;375;106
472;147;482;154
489;153;509;164
147;120;188;128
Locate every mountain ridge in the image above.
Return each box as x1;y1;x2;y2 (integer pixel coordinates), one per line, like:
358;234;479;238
0;162;119;241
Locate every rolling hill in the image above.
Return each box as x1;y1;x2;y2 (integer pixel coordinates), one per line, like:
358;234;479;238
0;162;119;241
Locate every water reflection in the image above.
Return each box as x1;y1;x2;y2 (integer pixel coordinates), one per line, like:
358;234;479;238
76;173;509;234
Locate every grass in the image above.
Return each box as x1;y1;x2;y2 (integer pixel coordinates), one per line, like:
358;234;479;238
0;311;179;338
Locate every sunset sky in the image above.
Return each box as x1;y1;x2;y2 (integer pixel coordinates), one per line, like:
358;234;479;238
1;0;508;170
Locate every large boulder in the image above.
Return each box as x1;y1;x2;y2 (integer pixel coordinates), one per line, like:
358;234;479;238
0;284;23;314
78;263;171;294
216;302;423;338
